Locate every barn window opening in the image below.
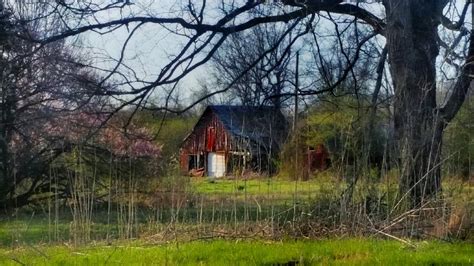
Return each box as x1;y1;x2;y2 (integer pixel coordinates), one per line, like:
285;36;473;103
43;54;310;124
188;154;204;171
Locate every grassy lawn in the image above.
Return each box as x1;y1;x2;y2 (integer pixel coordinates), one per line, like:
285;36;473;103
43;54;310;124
193;178;325;195
191;176;344;202
191;176;474;203
0;238;472;265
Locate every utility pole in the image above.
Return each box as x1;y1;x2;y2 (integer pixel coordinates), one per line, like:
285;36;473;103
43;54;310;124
293;51;300;222
293;52;299;132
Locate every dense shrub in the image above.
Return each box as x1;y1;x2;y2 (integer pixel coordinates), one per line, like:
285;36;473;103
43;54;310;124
280;96;388;180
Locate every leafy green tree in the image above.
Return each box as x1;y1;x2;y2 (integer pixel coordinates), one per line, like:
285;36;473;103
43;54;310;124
281;95;387;180
306;97;386;171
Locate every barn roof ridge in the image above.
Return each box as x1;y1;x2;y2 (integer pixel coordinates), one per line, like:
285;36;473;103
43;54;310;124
180;104;288;154
206;105;288;149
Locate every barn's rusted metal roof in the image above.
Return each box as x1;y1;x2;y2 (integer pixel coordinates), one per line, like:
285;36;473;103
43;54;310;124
206;105;288;152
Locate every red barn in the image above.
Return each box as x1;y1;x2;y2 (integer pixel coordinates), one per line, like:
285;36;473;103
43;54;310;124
180;105;288;177
306;144;331;173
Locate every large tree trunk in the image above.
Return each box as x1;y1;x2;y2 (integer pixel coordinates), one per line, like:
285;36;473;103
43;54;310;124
385;0;447;207
0;6;16;205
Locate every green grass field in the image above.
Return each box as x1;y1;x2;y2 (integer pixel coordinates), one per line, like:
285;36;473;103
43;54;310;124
0;178;472;265
191;177;338;204
193;178;332;195
1;177;472;246
0;238;472;265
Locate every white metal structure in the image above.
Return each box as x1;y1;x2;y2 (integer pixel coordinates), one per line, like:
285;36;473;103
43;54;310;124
207;152;226;177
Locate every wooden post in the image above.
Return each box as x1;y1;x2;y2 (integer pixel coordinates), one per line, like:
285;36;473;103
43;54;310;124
293;52;299;132
294;51;299;180
293;52;300;223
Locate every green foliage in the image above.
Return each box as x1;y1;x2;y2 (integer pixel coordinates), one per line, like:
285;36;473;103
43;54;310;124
306;97;387;164
280;95;388;180
136;111;197;175
443;96;473;179
278;133;309;180
305;99;358;147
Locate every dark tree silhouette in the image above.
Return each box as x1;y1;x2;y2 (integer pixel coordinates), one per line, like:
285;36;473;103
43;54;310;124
210;24;293;107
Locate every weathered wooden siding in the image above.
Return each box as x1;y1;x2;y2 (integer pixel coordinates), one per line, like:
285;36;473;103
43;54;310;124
179;105;289;176
180;110;232;174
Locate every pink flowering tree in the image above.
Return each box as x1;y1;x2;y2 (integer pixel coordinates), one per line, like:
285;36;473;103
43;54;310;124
0;10;160;208
17;111;162;205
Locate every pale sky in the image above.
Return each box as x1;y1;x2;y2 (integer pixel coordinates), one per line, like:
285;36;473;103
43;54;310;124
74;0;470;110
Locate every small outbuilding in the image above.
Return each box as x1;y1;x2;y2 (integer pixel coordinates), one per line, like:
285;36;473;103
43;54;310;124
303;144;331;179
180;105;288;177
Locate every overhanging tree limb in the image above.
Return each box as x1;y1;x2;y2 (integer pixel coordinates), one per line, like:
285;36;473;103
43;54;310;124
440;29;474;123
24;1;385;45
